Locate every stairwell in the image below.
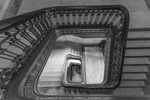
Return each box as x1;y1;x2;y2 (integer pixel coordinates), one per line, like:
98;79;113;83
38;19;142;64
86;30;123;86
0;0;150;100
37;29;150;96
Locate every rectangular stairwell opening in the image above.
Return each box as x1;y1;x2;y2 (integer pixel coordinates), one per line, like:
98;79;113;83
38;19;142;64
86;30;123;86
37;28;113;95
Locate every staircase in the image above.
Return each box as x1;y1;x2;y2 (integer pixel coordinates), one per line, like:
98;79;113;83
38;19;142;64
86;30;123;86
1;4;150;100
37;29;150;96
38;37;83;95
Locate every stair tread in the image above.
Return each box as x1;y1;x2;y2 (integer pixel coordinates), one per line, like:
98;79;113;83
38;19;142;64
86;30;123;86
38;87;62;95
43;66;63;70
42;69;63;72
38;81;61;87
119;81;145;87
50;43;71;58
124;58;150;64
125;49;150;56
127;31;150;38
39;76;62;81
41;72;63;76
126;40;150;48
122;73;147;80
44;58;65;65
38;87;145;96
113;88;144;95
123;66;148;73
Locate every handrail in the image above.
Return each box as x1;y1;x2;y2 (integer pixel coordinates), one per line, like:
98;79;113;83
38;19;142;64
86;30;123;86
0;5;129;100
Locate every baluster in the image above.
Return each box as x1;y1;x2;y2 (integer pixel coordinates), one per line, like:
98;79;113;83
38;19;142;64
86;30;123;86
58;14;62;26
34;18;45;35
15;27;34;46
17;40;28;49
41;14;49;29
21;31;34;44
0;48;17;61
9;38;25;51
45;16;52;28
99;13;107;25
43;17;51;30
89;13;94;25
56;12;61;26
110;13;119;26
50;13;56;27
83;12;88;26
66;13;71;26
35;24;45;36
10;35;27;51
60;14;65;27
47;12;54;27
39;15;47;31
40;20;47;32
28;25;41;39
53;14;59;26
78;13;82;26
104;13;113;25
94;13;101;25
72;13;76;26
115;19;122;29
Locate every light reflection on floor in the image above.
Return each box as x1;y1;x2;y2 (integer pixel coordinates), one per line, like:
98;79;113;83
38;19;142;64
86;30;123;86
38;35;106;94
84;46;105;84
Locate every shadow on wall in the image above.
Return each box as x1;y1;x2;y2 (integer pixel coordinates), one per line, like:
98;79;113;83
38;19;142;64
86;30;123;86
2;0;22;20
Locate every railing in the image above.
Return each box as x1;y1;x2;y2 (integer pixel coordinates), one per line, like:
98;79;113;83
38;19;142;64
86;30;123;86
0;5;129;99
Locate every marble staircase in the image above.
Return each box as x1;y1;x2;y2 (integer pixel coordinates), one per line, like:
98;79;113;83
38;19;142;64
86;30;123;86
1;0;150;98
37;29;150;96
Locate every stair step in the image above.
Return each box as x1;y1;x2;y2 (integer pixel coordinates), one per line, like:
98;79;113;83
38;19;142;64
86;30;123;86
119;81;145;87
123;66;148;73
70;89;78;95
42;68;63;72
38;87;49;94
71;89;84;95
83;89;91;95
70;42;82;56
65;88;72;95
50;43;71;58
42;64;64;72
38;87;61;95
126;40;150;48
44;58;65;65
41;72;62;76
88;89;112;95
113;88;144;95
59;87;66;95
45;87;60;95
124;58;150;64
127;31;150;38
70;89;84;95
122;73;147;80
125;49;150;56
39;76;62;81
38;81;61;87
